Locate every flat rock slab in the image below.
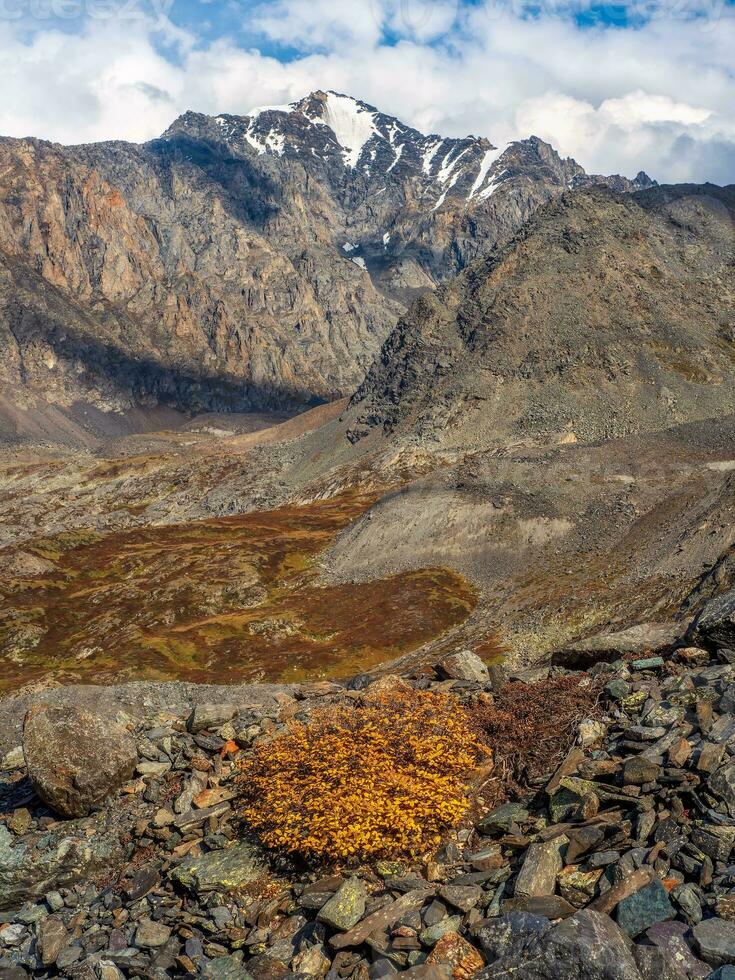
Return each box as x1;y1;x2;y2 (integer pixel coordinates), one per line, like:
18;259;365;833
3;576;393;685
693;917;735;968
550;622;682;671
170;842;267;896
0;823;124;913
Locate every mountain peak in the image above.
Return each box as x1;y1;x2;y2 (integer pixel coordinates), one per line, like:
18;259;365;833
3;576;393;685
159;93;655;213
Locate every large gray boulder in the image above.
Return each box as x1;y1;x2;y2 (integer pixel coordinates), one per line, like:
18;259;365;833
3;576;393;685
478;910;643;979
0;824;124;913
550;623;682;671
688;589;735;651
23;704;137;819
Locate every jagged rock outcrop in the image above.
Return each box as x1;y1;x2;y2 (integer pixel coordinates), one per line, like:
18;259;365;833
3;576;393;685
0;91;655;436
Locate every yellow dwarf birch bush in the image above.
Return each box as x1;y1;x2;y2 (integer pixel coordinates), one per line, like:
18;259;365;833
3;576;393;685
236;689;491;862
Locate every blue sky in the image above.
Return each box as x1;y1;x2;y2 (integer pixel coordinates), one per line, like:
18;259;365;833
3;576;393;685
0;0;733;183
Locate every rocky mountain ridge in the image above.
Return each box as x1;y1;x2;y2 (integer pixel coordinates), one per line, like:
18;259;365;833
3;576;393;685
345;182;735;451
0;91;654;443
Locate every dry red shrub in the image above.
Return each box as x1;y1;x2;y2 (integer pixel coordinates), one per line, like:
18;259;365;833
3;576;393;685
472;675;602;792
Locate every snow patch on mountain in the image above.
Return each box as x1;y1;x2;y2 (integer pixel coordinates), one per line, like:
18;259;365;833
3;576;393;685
468;146;506;200
311;92;379;169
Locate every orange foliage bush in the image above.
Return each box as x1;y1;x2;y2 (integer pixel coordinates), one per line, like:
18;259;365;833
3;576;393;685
237;689;491;862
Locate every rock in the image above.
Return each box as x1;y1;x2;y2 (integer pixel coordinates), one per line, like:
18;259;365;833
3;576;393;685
605;680;631;701
292;944;331;976
550;623;682;670
437;651;490;685
56;943;83;969
692;917;735;967
501;896;577;919
698;742;726;773
624;757;662;786
200;954;253;979
317;878;367;931
331;889;434;950
5;809;31;836
688;590;735;650
170;842;267;896
578;720;607;747
514;837;567;898
437;885;482;912
187;704;239;734
557;867;603;908
616;880;675;937
0;824;124;913
135;919;172;949
419;916;463;947
37;916;69;967
22;705;137;819
671;883;703;925
481;909;642;980
478;803;529;834
692;826;735;863
632;945;689;980
644;920;710;979
709;761;735;816
425;932;484;979
0;747;24;771
473;912;551;962
630;657;666;671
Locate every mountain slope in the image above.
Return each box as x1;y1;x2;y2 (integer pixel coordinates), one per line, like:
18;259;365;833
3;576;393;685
347;183;735;451
0;92;654;438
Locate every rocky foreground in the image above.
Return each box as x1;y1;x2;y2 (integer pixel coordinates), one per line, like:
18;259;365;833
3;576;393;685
1;589;735;979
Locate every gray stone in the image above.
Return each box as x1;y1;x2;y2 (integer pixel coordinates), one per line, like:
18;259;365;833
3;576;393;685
692;917;735;967
472;912;551;962
480;909;642;980
514;837;567;899
671;883;703;925
437;885;482;912
170;842;267;896
437;651;490;684
317;878;367;931
616;880;675;937
419;916;463;947
187;704;239;734
605;680;631;701
551;623;681;671
200;954;253;979
0;824;124;913
479;802;529;833
23;704;137;819
688;589;735;650
135;919;172;949
37;915;69;967
710;761;735;817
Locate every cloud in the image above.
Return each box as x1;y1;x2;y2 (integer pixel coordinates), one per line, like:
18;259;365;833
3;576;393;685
0;0;733;183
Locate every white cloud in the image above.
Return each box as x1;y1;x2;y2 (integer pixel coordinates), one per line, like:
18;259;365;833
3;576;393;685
0;1;733;183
